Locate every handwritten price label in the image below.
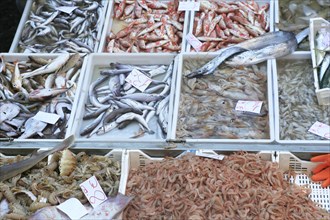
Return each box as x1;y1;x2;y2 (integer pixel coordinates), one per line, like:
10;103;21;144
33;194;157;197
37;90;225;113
178;2;200;11
125;69;152;92
80;176;107;208
308;121;330;139
235;100;263;114
186;33;203;52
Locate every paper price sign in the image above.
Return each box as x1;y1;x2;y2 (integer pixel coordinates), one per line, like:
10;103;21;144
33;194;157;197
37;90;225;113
178;2;200;11
57;198;88;219
125;69;152;92
33;111;60;124
57;6;78;14
186;33;202;52
308;121;330;139
196;152;225;161
80;176;107;208
235;101;263;114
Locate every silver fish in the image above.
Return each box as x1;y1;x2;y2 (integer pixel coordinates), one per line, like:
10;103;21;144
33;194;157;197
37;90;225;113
116;112;153;134
0;103;21;123
18;118;48;139
120;93;165;102
0;135;74;182
21;53;70;78
187;31;298;77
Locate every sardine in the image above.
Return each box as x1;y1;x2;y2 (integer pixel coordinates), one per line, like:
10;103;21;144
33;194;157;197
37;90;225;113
0;135;74;182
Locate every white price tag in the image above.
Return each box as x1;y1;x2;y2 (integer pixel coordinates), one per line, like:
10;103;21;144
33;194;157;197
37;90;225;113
178;2;200;11
57;6;78;14
196;151;225;160
308;121;330;139
33;111;60;124
57;198;88;220
80;176;107;208
235;101;263;114
186;33;203;52
125;69;152;92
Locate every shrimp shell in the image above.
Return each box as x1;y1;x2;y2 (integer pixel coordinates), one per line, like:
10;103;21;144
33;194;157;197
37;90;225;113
4;213;28;220
29;202;51;212
59;149;77;176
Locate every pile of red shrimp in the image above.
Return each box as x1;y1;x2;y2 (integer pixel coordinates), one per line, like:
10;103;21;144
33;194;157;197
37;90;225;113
124;152;329;219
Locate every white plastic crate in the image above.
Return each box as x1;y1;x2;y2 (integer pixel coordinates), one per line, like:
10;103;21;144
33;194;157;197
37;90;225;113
9;0;110;53
272;53;330;145
171;53;275;145
0;53;87;146
70;53;178;142
186;0;274;52
310;17;330;105
98;0;190;53
276;151;330;211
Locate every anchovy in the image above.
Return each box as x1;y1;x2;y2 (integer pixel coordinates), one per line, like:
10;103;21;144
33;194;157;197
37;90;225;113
0;135;74;182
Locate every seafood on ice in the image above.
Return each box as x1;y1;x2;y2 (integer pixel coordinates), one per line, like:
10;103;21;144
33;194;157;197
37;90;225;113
80;61;174;139
18;0;105;53
177;58;269;139
277;0;330;50
190;0;270;52
105;0;186;53
0;54;83;139
277;59;330;140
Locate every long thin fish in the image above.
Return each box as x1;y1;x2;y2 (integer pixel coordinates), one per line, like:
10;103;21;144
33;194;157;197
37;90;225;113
186;31;298;77
0;135;75;182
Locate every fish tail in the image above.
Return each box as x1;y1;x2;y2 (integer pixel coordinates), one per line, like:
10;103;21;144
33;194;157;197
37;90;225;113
49;135;75;154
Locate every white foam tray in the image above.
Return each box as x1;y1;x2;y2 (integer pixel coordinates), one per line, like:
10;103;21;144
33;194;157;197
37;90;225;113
171;53;275;144
272;53;330;144
9;0;110;53
186;0;274;52
98;0;191;53
276;151;330;212
70;53;179;142
310;17;330;105
0;53;88;145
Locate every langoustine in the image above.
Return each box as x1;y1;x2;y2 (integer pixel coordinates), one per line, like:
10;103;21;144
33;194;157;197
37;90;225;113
190;0;270;52
105;0;186;53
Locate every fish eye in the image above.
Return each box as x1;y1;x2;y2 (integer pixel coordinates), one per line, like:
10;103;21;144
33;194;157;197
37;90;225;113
222;101;226;104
